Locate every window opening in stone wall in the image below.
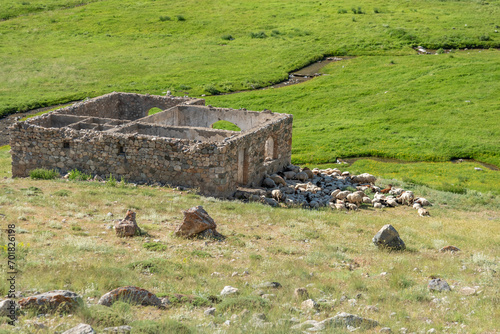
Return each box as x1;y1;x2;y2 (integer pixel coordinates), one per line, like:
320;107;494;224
63;141;70;149
118;145;125;155
265;136;276;160
211;120;241;131
237;148;249;185
148;107;164;116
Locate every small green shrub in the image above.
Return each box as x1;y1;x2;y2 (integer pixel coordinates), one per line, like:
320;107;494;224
176;15;186;21
436;48;445;54
106;174;117;187
221;34;234;40
68;169;91;181
29;168;59;180
374;7;380;13
250;31;267;39
143;242;167;252
71;225;82;231
159;16;171;21
203;84;220;95
338;8;347;14
249;254;262;261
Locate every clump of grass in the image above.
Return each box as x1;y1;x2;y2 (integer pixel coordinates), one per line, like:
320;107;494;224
29;168;59;180
250;31;267;39
338;8;347;14
374;7;380;13
351;7;363;14
68;169;91;181
52;189;71;197
176;15;186;21
129;319;193;334
203;84;220;95
217;296;269;313
159;16;171;22
221;34;234;41
143;242;167;252
106;174;117;187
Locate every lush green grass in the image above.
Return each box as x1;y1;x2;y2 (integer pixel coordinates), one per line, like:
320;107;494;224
0;0;102;20
19;103;72;121
1;0;499;115
209;51;500;167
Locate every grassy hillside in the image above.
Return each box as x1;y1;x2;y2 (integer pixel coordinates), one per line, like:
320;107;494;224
0;0;499;115
0;150;498;333
209;51;500;167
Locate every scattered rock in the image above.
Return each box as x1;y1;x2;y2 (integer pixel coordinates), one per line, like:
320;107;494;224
327;312;379;329
262;178;277;188
372;224;406;251
439;245;460;253
98;286;162;307
174;206;217;238
204;307;216;316
102;326;132;333
0;299;17;317
18;290;82;313
220;286;239;296
428;278;451;292
301;299;319;310
380;327;392;333
294;287;309;300
114;210;140;237
62;324;95;334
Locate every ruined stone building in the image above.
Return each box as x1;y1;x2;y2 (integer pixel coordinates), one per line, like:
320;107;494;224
9;92;293;197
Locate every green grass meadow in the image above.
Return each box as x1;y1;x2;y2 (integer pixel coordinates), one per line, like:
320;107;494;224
1;0;500;169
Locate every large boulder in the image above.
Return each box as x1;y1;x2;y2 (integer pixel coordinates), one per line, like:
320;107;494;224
174;206;217;238
98;286;162;307
18;290;82;312
114;210;140;237
62;324;96;334
428;279;451;292
372;224;406;250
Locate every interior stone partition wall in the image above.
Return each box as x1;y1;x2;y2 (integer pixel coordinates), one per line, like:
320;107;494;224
9;92;293;197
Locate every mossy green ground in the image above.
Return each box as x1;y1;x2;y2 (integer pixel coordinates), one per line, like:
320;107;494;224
0;151;498;333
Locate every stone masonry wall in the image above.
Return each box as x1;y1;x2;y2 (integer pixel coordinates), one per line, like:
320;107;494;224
9;93;292;197
58;92;204;121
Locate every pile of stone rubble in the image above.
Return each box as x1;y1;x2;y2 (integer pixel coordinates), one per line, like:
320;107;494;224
235;165;432;215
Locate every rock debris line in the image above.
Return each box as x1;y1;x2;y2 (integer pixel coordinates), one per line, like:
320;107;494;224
235;164;432;216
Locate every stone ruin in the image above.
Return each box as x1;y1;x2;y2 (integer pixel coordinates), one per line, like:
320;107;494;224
9;92;293;197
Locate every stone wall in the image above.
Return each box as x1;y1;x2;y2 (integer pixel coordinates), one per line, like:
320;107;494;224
9;93;292;197
57;92;204;121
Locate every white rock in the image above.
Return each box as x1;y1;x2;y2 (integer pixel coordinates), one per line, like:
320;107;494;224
220;286;239;296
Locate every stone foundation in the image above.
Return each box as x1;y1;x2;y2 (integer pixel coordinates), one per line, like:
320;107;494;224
9;92;292;197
